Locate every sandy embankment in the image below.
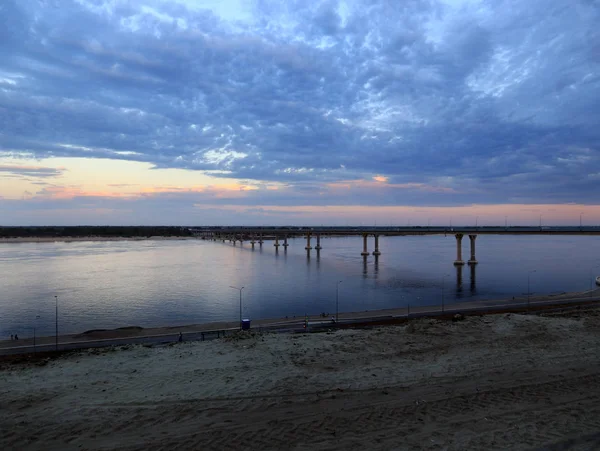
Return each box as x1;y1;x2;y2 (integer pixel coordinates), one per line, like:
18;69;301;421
2;307;600;450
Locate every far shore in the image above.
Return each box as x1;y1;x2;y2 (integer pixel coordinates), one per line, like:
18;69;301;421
2;287;599;349
0;236;199;243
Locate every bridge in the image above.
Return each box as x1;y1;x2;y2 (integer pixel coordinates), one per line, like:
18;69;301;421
192;226;600;265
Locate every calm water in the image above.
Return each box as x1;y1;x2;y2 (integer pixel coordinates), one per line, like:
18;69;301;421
1;235;599;337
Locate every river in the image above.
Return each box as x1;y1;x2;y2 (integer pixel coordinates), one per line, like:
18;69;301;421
1;235;599;337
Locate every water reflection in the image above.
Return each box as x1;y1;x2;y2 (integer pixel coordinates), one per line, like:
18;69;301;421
470;264;477;294
456;265;463;296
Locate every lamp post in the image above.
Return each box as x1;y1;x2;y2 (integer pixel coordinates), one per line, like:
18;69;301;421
442;274;450;312
336;280;343;322
527;270;536;308
55;295;58;351
229;286;244;330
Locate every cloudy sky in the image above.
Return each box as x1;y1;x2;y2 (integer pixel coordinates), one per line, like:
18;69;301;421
1;0;599;226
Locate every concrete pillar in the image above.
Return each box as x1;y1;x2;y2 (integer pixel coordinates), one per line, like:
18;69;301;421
259;233;263;246
372;234;381;256
361;234;369;256
468;235;478;265
250;234;255;248
283;235;289;248
315;234;322;251
305;233;312;251
454;234;465;265
274;236;280;248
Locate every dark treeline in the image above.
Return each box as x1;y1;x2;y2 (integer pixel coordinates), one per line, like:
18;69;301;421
0;226;193;238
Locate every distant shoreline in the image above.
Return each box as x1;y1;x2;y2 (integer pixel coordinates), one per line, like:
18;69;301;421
0;236;198;243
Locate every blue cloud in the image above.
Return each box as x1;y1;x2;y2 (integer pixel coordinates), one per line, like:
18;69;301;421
0;0;599;207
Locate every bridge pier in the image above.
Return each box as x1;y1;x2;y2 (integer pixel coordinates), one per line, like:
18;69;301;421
259;234;263;246
274;236;280;249
315;234;322;251
283;235;289;248
361;234;369;257
468;234;478;265
372;234;381;256
454;234;465;265
250;235;255;249
305;233;312;251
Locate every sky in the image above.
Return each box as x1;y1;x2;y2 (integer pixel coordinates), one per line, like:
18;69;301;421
1;0;599;226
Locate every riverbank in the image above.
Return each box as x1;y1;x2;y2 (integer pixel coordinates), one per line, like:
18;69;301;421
2;305;600;450
2;287;599;351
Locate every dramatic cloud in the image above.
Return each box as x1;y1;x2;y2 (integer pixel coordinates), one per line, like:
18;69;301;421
1;0;599;222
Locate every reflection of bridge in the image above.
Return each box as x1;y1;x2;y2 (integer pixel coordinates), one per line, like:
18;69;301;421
194;226;600;265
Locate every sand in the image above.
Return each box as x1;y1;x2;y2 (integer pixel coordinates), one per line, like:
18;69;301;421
2;307;600;450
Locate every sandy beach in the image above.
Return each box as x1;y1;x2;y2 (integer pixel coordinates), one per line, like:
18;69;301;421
2;306;600;450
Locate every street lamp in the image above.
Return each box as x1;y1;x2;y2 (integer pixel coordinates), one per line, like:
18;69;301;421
336;280;343;322
229;286;245;330
55;295;58;351
527;270;536;307
442;274;450;312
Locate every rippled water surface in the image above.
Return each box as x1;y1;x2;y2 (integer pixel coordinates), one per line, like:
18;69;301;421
1;235;599;336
